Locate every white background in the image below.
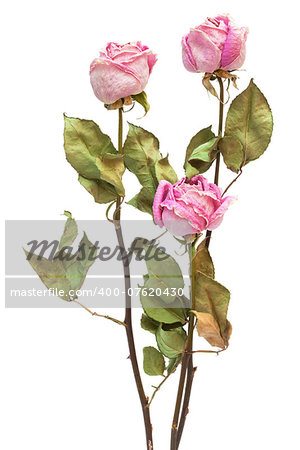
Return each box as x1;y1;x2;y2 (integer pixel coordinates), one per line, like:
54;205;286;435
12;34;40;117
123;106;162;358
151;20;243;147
1;0;300;449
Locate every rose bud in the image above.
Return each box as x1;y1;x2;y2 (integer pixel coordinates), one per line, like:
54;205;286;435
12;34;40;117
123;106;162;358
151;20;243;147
90;41;157;105
153;175;235;237
182;15;248;74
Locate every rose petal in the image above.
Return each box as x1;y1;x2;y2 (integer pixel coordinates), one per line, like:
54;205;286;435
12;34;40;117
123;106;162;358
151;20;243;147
112;50;142;62
187;28;222;73
208;182;223;201
208;196;236;230
125;53;151;92
90;61;142;104
162;208;198;236
147;52;158;74
178;190;220;217
221;24;248;70
197;17;228;51
152;181;172;227
182;35;198;72
161;198;208;235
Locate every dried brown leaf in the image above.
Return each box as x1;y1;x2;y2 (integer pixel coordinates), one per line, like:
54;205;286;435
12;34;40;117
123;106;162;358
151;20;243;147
202;73;219;99
192;311;226;349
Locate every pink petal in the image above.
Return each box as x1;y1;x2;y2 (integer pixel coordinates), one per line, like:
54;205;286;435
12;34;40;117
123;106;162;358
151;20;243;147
106;42;121;58
90;60;142;104
153;181;172;227
187;28;222;73
160;199;208;235
221;25;248;70
178;191;220;217
189;174;210;191
208;182;222;201
197;19;228;51
147;52;158;74
162;208;198;236
188;174;205;188
214;15;230;25
125;53;151;91
208;196;236;230
182;35;197;72
112;50;142;62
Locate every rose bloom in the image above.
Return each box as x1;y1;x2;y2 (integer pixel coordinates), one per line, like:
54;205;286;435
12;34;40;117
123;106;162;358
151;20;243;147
153;175;235;236
182;15;248;74
90;41;157;105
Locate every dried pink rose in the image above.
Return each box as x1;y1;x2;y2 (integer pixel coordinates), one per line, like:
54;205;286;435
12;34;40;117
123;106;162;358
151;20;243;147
153;175;235;236
182;15;248;74
90;42;157;105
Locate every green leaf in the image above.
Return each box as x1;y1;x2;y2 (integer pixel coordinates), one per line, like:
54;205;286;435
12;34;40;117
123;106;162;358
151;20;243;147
123;123;161;192
65;232;97;291
141;314;160;334
127;187;155;216
58;212;78;251
155;155;178;184
188;136;219;172
184;126;217;177
194;272;231;347
63;211;72;219
141;293;186;324
25;216;97;301
64;115;117;180
144;260;184;305
133;238;184;305
24;252;71;301
123;124;177;215
132;91;150;116
95;153;125;196
156;325;187;359
193;240;215;279
143;346;165;376
218;136;244;173
189;137;219;163
166;356;181;374
78;176;118;204
63;115;125;198
224;79;273;164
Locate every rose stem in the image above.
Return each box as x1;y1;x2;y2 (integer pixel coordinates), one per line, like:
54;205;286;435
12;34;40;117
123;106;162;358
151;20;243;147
175;76;225;449
170;240;196;450
113;107;154;450
205;76;224;248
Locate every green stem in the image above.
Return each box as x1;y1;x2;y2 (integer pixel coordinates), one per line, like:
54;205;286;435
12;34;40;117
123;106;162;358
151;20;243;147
113;107;153;449
205;77;224;249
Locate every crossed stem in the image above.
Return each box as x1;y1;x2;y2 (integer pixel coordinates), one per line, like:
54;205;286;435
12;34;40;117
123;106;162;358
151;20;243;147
171;77;225;450
114;108;154;450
